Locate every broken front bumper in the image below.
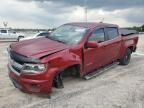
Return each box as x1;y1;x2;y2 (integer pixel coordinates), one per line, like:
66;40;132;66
8;64;56;94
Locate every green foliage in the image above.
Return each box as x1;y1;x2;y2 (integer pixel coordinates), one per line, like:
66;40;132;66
128;25;144;32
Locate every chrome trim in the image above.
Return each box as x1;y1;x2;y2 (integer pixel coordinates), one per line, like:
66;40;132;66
10;58;23;69
9;64;20;76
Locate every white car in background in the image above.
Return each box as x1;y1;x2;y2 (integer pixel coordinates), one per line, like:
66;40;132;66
0;28;25;41
19;31;50;41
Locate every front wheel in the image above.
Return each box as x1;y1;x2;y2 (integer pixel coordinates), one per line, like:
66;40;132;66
119;48;131;65
17;36;24;41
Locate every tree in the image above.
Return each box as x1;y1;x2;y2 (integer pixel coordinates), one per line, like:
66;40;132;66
141;24;144;31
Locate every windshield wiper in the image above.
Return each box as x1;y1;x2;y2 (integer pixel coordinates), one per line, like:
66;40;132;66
46;36;66;44
55;39;66;44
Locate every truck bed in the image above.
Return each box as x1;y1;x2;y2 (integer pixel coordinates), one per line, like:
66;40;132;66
120;28;138;36
122;34;138;42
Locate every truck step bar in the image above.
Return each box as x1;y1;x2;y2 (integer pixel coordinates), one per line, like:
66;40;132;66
83;61;119;80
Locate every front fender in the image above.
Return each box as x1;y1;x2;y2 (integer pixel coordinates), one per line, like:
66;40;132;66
40;49;82;72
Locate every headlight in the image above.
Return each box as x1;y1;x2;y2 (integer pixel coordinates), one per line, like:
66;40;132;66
22;64;47;74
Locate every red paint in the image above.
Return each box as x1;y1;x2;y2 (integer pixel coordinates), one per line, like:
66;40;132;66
8;22;139;94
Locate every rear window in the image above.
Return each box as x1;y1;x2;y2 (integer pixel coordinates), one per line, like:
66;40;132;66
106;27;118;39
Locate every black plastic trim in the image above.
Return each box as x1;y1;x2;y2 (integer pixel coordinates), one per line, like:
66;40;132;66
9;49;39;64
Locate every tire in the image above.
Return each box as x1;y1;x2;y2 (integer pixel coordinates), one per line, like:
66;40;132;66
53;73;64;89
119;48;131;65
17;36;24;41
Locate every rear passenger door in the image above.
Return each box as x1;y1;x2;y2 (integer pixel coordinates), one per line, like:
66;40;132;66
104;27;121;62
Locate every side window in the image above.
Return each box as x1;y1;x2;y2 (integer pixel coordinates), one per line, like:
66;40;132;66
106;27;118;39
1;30;7;33
88;28;105;43
37;33;49;37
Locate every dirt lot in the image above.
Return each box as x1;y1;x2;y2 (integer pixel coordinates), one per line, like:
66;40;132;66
0;35;144;108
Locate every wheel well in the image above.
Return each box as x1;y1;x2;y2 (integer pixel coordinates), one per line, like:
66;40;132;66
52;64;80;88
62;64;80;77
128;46;135;53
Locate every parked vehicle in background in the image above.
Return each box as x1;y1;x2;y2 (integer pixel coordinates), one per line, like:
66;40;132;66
8;22;138;94
19;31;50;41
0;28;24;41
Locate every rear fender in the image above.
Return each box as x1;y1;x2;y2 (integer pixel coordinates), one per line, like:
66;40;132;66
120;39;136;58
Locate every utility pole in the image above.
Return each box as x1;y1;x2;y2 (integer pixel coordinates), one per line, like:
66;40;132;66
3;21;8;28
84;0;88;22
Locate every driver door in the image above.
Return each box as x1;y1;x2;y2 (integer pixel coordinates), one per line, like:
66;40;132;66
83;28;107;73
0;30;8;38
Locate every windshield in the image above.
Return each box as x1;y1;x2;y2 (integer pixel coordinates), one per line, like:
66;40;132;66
48;25;88;44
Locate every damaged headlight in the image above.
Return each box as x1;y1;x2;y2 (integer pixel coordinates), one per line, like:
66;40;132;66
22;64;47;74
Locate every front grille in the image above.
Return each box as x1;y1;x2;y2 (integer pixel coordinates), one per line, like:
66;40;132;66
9;64;20;76
9;55;23;74
8;47;40;75
12;65;21;73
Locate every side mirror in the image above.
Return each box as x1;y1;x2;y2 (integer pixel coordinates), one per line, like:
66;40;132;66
86;41;98;48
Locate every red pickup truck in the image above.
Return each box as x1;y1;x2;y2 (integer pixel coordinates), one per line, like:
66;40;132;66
8;22;138;94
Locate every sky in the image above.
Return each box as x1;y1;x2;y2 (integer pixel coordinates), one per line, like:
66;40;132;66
0;0;144;29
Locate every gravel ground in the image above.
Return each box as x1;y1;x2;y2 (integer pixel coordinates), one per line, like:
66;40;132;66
0;34;144;108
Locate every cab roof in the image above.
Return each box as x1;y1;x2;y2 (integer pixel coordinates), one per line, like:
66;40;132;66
65;22;118;29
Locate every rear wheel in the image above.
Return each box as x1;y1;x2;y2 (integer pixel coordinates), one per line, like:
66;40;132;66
119;48;131;65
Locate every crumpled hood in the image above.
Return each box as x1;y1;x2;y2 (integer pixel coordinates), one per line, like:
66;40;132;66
10;37;69;58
